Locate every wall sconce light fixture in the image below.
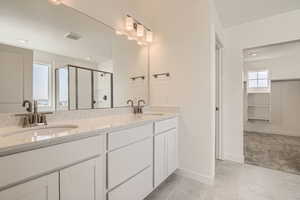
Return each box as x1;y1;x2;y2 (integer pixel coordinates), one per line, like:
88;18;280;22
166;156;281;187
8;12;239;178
146;30;153;43
116;15;153;46
125;16;134;31
137;24;144;37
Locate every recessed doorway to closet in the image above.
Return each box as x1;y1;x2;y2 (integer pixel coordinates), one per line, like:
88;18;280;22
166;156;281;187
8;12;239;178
243;40;300;175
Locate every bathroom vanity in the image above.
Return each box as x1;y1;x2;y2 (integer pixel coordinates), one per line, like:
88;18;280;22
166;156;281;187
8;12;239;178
0;1;177;199
0;114;178;200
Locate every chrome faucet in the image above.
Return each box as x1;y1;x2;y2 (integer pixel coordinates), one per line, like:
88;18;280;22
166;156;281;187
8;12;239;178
17;100;53;127
22;100;32;113
127;99;138;114
137;99;146;114
127;99;146;114
127;99;134;107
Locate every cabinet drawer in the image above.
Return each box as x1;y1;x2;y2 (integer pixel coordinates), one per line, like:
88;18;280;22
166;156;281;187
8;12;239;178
108;138;152;189
0;135;104;189
155;117;177;135
108;123;152;151
108;167;152;200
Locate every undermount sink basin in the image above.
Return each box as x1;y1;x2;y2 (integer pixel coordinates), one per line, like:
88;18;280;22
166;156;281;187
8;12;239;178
2;125;79;138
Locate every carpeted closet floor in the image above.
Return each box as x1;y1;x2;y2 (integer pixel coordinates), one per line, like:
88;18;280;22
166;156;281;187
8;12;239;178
244;131;300;175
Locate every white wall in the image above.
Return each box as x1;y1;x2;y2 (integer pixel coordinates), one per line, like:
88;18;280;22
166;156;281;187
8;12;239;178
113;35;149;107
135;0;223;183
244;55;300;80
223;9;300;163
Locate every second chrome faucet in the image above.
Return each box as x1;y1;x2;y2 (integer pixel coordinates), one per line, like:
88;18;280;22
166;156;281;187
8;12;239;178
127;99;146;114
17;100;53;127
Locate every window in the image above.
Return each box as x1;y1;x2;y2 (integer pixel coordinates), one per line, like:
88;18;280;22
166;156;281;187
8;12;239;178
247;70;270;93
33;63;51;107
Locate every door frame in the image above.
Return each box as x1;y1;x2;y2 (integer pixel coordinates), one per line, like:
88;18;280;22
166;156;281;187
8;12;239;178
215;35;223;160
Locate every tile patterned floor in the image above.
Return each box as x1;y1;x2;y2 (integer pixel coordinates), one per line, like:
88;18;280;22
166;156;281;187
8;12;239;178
145;161;300;200
244;131;300;175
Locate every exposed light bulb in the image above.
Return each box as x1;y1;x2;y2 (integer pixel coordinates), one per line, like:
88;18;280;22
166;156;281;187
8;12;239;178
137;41;148;46
115;30;124;35
48;0;62;5
137;24;144;37
18;39;29;44
146;30;153;43
128;36;135;40
248;51;257;56
125;16;134;31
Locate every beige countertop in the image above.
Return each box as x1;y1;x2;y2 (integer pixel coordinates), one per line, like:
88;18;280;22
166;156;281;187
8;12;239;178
0;112;178;157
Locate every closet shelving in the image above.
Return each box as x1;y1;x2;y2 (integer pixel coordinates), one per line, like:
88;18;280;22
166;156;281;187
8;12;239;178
245;78;300;122
247;92;271;122
244;77;272;122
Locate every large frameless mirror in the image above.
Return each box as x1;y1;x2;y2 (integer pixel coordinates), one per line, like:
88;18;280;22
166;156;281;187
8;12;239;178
0;0;149;113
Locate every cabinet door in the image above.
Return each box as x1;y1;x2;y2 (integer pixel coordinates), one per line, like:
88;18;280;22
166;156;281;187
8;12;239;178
0;173;59;200
166;129;178;176
154;133;166;187
60;157;104;200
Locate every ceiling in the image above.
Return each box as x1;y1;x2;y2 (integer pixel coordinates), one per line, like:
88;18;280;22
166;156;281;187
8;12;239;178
214;0;300;28
244;40;300;62
0;0;113;65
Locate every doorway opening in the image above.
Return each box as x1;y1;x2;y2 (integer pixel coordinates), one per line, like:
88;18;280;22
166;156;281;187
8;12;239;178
243;40;300;175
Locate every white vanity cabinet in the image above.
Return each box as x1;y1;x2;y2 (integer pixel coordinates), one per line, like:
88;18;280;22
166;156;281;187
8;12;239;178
154;118;178;188
0;134;106;200
0;173;59;200
0;115;179;200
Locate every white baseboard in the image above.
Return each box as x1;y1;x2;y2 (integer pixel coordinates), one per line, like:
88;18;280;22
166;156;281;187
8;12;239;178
175;168;214;185
223;153;244;163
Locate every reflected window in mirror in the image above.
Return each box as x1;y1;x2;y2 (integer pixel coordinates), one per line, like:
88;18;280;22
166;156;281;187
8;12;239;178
56;67;69;111
33;63;52;108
